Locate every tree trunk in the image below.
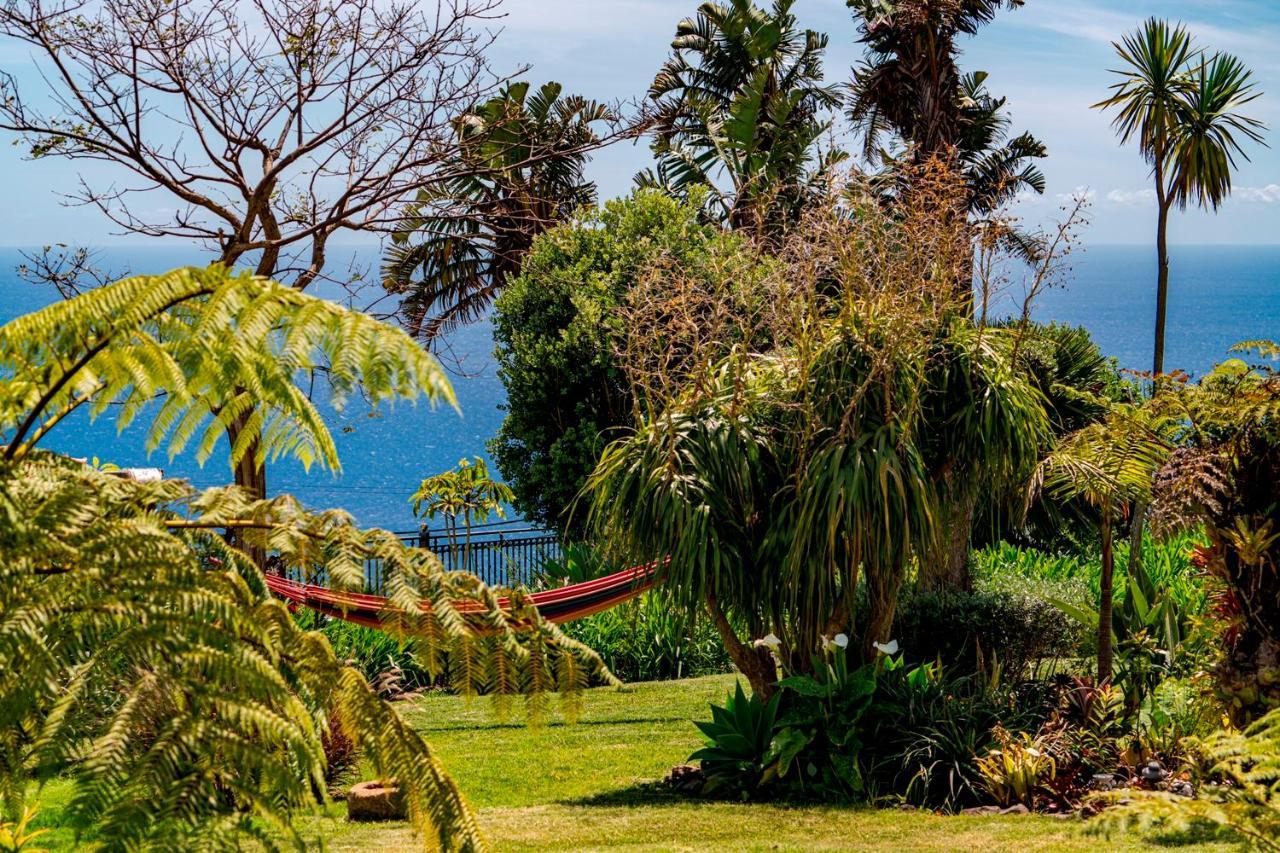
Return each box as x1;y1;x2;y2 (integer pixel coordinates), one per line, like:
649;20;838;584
705;592;777;699
228;411;268;566
860;568;904;663
1153;160;1171;376
925;487;977;592
1097;510;1115;683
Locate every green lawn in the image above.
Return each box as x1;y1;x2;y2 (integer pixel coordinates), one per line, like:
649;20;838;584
30;673;1231;851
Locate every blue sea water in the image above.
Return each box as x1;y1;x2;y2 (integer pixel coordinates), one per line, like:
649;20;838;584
0;244;1276;528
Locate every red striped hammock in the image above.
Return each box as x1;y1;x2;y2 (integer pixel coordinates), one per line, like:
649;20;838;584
265;561;659;628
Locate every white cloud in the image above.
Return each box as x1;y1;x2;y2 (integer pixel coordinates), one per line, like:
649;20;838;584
1106;188;1156;206
1235;184;1280;203
1056;186;1097;204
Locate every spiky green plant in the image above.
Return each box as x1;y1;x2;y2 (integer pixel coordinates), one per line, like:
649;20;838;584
587;301;1047;696
0;267;614;850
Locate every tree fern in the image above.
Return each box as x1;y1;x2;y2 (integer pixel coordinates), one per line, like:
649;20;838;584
0;268;616;850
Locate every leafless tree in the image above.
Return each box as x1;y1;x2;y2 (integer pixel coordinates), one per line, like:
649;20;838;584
0;0;511;290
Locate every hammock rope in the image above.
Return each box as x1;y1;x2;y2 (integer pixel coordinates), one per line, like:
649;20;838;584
265;561;660;627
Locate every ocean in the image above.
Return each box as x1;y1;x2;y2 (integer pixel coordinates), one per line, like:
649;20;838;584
1;244;1276;529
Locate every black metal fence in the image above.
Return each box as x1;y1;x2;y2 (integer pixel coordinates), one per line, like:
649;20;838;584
360;521;561;591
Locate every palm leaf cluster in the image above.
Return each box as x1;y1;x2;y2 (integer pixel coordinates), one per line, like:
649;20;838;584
847;1;1046;257
641;0;844;235
0;269;614;850
1095;18;1265;213
384;82;614;341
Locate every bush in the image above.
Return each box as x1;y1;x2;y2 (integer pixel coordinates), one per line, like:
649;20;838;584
892;587;1077;679
562;593;732;682
296;611;436;693
489;189;754;534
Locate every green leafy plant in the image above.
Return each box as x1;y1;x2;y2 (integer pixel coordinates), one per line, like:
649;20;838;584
384;81;614;340
1093;708;1280;850
490;190;750;534
642;0;843;236
977;728;1057;808
690;682;784;797
0;808;47;853
562;592;732;682
410;456;514;572
0;268;614;850
772;646;879;799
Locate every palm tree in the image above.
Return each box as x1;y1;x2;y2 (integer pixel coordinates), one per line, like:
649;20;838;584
384;82;613;341
641;0;844;236
848;3;1046;256
1035;405;1173;681
1094;18;1266;375
411;456;515;572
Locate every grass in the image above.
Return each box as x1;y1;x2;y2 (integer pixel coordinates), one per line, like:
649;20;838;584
28;673;1232;851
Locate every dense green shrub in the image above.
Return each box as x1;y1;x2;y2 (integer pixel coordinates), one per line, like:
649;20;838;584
490;189;750;534
562;593;733;682
295;611;435;692
892;588;1076;679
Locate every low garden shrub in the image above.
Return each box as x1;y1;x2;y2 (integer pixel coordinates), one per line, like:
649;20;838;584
892;587;1076;679
562;593;733;682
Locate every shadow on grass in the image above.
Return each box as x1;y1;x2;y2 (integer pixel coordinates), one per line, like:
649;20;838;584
561;782;687;809
410;716;698;734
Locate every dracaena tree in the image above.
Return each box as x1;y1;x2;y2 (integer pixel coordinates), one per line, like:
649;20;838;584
0;267;613;849
586;176;1046;697
640;0;844;237
1094;18;1266;376
384;81;616;341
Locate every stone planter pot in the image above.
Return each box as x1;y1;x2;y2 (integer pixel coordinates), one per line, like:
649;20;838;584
347;779;407;822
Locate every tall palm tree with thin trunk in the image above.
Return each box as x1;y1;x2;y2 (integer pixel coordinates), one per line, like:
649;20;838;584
1094;18;1265;376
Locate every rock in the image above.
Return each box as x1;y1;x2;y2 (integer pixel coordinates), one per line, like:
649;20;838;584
960;805;1002;816
1169;779;1195;798
1140;760;1170;785
347;780;407;822
664;764;705;795
999;804;1030;815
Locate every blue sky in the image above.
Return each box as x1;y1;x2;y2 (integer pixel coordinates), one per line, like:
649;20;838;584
2;0;1279;247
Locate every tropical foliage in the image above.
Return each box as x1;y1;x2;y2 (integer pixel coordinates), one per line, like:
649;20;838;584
1034;403;1175;681
0;268;613;850
489;190;761;534
1094;18;1265;374
587;176;1047;694
846;0;1045;251
385;81;614;340
411;456;514;572
1150;344;1280;722
1094;707;1280;850
642;0;843;235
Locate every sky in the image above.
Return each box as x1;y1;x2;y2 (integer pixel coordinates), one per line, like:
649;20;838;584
2;0;1279;248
